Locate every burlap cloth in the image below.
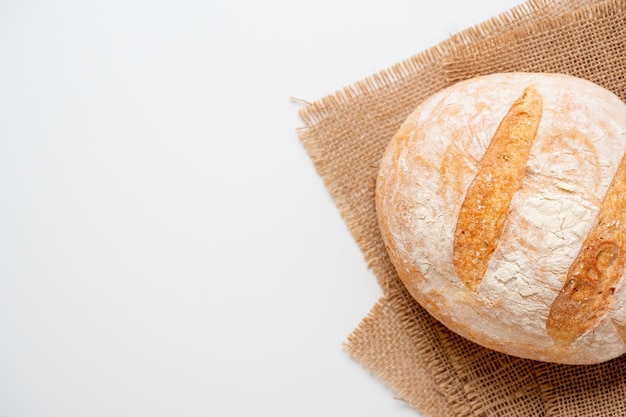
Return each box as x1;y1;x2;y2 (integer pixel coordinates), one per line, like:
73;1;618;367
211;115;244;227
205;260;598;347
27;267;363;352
297;0;626;415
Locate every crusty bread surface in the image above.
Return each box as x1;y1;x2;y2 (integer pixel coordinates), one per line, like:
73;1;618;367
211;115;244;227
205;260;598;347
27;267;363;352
376;72;626;364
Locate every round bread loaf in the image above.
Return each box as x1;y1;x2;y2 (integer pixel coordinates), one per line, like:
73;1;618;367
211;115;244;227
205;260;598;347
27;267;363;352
376;72;626;364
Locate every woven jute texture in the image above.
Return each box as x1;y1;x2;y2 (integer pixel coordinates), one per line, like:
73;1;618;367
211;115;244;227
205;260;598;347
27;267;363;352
297;0;626;416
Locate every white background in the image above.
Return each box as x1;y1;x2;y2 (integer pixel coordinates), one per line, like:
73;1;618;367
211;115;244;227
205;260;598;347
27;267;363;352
0;1;525;415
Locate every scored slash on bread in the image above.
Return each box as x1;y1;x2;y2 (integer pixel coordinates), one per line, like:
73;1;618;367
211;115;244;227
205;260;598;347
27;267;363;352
547;151;626;346
453;86;543;291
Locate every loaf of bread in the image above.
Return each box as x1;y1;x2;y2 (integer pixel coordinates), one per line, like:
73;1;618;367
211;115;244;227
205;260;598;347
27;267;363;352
375;72;626;364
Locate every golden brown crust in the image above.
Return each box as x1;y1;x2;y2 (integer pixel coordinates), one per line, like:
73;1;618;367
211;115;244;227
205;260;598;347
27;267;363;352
452;86;543;290
546;151;626;346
